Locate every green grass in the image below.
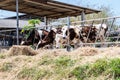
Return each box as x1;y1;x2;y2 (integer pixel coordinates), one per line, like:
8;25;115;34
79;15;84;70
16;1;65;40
108;58;120;79
70;58;120;80
17;67;49;80
0;54;6;59
55;56;75;68
70;65;89;80
17;57;120;80
0;62;13;72
38;55;53;65
88;59;108;77
1;53;119;80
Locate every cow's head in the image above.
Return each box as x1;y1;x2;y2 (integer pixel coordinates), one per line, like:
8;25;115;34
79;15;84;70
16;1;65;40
61;26;75;39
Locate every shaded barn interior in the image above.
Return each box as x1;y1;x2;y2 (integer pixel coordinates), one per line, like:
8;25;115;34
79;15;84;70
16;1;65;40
0;19;27;46
0;19;46;46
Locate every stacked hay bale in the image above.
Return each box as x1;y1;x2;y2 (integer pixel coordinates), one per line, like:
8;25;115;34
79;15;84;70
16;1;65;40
8;45;38;56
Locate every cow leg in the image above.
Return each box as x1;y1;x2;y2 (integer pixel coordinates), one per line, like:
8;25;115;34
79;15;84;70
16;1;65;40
56;39;60;49
36;40;42;50
100;35;106;47
55;34;62;49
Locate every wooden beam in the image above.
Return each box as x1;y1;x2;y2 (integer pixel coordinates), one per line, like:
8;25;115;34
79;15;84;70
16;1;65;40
0;0;13;4
48;0;100;13
24;0;75;12
24;0;50;3
0;0;100;18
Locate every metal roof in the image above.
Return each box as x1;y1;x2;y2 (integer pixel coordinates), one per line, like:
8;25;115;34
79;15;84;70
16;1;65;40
0;0;101;18
5;15;43;20
0;19;45;29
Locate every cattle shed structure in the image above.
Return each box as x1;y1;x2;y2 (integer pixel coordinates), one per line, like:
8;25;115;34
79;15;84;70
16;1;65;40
0;0;100;47
0;0;100;18
0;19;46;46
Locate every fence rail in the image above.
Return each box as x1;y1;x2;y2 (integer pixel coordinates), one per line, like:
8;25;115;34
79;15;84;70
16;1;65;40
0;16;120;48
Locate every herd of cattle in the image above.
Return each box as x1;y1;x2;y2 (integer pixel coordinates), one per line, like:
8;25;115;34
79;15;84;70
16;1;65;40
21;24;108;49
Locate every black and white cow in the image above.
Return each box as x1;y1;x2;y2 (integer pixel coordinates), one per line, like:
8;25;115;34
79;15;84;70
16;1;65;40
55;24;108;48
55;26;80;48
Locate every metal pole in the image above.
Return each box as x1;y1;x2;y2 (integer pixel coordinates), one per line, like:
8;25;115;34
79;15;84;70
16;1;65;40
72;16;120;24
44;16;47;30
95;20;104;43
81;10;85;26
66;16;71;51
105;18;116;41
16;0;19;45
86;21;94;42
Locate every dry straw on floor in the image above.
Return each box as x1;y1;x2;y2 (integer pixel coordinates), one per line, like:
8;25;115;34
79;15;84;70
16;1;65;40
7;45;38;56
0;46;120;80
71;47;99;56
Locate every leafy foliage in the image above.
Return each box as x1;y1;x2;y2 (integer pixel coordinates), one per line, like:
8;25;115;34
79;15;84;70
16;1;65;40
21;19;40;39
21;19;40;33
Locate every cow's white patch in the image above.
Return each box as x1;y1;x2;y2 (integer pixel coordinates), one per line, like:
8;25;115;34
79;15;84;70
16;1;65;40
36;41;42;50
55;34;63;48
21;41;25;45
95;24;107;29
52;28;57;33
37;30;43;39
61;26;75;38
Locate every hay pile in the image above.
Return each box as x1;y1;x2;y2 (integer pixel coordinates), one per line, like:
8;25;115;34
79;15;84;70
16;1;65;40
7;45;38;56
0;49;8;54
0;46;120;80
71;47;98;56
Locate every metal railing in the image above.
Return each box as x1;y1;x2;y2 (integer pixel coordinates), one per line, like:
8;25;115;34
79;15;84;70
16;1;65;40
1;16;120;48
70;16;120;47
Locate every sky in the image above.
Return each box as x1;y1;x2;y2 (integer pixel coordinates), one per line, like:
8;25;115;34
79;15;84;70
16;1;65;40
0;0;120;18
56;0;120;16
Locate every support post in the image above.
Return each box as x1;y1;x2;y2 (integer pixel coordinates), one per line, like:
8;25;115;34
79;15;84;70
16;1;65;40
79;10;85;47
106;18;116;41
44;16;47;30
49;18;52;31
95;20;105;43
86;21;94;42
16;0;19;45
66;16;71;51
81;10;85;26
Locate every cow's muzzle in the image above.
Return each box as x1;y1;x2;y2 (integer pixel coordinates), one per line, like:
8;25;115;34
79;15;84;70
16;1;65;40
63;37;66;39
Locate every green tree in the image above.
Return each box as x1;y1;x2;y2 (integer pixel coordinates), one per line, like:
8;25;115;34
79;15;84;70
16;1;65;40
21;19;41;39
85;6;113;20
21;19;40;33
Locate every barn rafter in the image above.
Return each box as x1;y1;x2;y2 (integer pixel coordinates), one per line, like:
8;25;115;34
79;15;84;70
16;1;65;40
0;0;100;18
0;0;101;46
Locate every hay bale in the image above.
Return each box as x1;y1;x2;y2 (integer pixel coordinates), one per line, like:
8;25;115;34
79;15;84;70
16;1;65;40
0;49;8;53
71;47;98;56
8;45;38;56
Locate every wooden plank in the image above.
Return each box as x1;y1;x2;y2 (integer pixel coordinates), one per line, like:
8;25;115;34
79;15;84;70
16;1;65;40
24;0;49;3
0;29;16;33
0;0;13;4
0;33;23;38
